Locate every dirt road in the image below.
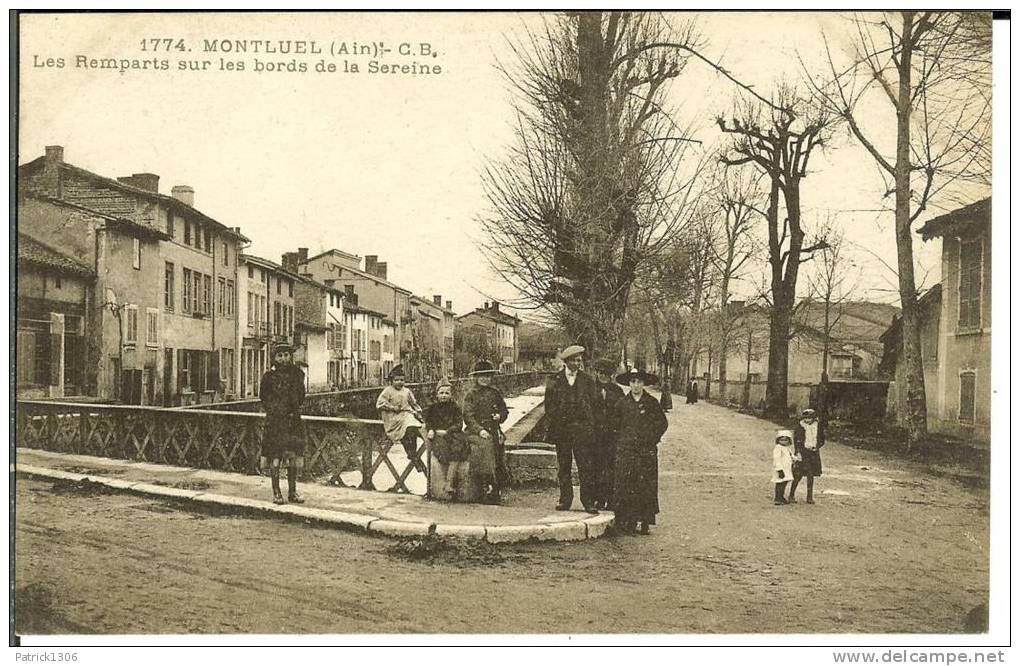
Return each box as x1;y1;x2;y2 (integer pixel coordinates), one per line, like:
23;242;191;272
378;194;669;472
14;401;988;634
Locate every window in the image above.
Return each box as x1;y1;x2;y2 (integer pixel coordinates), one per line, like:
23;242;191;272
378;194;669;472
222;242;229;266
260;269;267;284
370;340;381;361
184;220;191;245
125;306;139;345
193;271;202;314
146;308;159;347
273;301;281;335
221;348;235;393
288;280;293;297
383;335;392;354
182;268;193;312
164;262;175;310
217;277;226;316
959;371;976;423
132;238;141;270
248;265;254;279
958;238;983;330
202;275;212;315
225;280;235;317
276;276;282;295
55;276;62;289
247;292;255;325
203;228;211;252
166;211;175;237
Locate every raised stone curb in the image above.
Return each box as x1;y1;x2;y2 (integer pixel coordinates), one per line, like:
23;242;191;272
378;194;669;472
16;463;614;544
547;521;588;541
485;524;551;543
435;524;487;539
367;519;434;537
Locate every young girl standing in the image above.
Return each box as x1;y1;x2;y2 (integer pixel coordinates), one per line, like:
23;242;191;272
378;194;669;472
772;429;795;505
790;408;824;504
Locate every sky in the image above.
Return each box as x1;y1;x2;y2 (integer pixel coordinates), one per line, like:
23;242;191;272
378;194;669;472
17;11;991;321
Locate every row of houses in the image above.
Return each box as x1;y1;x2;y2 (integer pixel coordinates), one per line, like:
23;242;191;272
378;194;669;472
16;145;521;405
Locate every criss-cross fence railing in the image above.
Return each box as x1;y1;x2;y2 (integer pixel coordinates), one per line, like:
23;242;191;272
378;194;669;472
15;400;430;494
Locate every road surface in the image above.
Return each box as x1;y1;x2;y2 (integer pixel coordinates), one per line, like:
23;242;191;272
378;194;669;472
14;400;988;634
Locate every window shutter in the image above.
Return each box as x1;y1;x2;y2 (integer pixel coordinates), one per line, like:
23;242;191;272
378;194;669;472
959;372;976;423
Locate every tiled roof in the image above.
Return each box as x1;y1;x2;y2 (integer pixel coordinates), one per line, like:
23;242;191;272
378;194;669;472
918;197;991;240
18;234;94;277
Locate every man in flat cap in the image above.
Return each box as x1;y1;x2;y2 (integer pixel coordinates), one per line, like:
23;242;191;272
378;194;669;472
545;345;600;513
260;342;307;504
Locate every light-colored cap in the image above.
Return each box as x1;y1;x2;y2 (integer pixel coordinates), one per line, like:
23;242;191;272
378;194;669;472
559;345;586;361
776;429;794;441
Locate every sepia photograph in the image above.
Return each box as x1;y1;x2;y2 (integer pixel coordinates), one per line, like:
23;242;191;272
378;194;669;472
9;8;1008;651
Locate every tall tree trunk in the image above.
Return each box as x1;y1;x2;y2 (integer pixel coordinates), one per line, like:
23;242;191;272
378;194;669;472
895;11;928;450
743;324;753;408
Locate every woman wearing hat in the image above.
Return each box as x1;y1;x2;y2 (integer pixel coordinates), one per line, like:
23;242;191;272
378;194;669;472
259;342;307;504
463;360;510;504
612;367;668;534
790;408;825;504
376;365;426;476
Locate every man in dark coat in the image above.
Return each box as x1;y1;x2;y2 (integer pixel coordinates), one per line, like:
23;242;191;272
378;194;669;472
545;345;600;513
593;358;625;510
260;343;307;504
463;360;510;504
613;368;669;535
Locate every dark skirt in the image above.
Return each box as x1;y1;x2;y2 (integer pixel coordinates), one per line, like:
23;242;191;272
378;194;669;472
613;446;659;525
794;449;823;477
432;430;470;464
262;415;305;458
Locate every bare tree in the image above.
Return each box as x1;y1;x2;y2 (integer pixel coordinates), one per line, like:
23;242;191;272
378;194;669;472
802;219;861;384
807;11;991;449
480;12;706;361
717;86;834;419
707;166;762;400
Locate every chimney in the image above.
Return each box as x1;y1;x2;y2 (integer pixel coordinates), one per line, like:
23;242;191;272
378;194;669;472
298;247;308;263
281;252;299;273
117;172;160;193
375;261;387;280
483;301;489;310
171;185;194;207
491;301;500;313
42;145;64;196
364;255;378;275
445;300;452;311
433;295;442;306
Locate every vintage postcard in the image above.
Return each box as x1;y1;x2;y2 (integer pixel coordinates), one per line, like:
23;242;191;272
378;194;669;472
10;9;1006;653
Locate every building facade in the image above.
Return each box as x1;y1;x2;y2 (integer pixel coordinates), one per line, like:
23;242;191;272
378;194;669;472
455;301;520;374
236;255;297;399
883;199;991;441
19;146;247;406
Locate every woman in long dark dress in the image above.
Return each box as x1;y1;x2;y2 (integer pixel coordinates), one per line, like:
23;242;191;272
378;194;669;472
613;368;669;535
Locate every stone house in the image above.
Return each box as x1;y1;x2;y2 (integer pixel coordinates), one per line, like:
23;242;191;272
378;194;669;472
455;301;520;374
882;198;991;441
16;192;169;403
19;145;248;406
236;254;297;399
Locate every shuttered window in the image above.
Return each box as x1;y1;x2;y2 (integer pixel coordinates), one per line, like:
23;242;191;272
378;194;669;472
959;371;976;423
958;239;982;330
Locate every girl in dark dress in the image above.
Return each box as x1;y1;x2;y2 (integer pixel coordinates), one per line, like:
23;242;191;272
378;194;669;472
613;368;669;535
424;379;470;500
790;408;824;504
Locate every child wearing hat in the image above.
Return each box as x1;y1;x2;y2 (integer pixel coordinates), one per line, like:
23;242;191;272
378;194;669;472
376;365;426;475
772;430;796;505
790;408;824;504
424;378;470;500
259;342;307;504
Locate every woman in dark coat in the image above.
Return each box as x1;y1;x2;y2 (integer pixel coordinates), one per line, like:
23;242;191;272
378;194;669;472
685;378;699;404
613;368;669;535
